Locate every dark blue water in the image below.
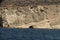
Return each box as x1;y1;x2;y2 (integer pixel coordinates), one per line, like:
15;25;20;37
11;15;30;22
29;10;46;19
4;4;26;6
0;28;60;40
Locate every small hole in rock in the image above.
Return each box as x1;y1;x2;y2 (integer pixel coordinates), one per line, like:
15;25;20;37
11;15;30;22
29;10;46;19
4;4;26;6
29;26;33;28
30;7;33;9
40;9;44;12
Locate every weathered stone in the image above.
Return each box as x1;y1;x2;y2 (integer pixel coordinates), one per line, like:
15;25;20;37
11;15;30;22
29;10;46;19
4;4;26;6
1;6;45;28
0;5;60;29
0;0;60;29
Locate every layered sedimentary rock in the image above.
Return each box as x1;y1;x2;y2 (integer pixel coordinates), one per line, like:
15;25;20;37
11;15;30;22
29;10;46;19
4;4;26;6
0;0;60;29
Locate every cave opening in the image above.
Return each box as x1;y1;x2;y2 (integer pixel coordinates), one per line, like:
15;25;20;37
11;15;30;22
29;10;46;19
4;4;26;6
29;26;33;29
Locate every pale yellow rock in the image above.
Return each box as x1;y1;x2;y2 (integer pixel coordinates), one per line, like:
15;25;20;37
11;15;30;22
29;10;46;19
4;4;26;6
0;5;60;29
49;15;60;26
53;25;60;29
33;19;51;28
6;14;17;24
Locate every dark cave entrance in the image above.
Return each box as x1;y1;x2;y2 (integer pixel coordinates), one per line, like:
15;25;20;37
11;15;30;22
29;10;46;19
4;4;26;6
29;26;33;29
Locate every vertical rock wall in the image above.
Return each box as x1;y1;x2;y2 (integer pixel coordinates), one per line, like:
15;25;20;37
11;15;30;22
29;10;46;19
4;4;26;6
0;0;60;29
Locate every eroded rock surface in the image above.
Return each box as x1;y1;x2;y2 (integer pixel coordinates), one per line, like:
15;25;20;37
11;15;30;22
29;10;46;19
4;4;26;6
0;0;60;29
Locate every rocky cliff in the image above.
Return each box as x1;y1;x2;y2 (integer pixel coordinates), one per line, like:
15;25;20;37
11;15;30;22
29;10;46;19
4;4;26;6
0;0;60;29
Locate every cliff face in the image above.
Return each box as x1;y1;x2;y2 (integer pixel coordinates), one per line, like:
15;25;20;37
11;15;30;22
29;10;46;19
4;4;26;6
0;0;60;29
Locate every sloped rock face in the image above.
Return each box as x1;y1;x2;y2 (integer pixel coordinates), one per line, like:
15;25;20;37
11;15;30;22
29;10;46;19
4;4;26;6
0;0;60;29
